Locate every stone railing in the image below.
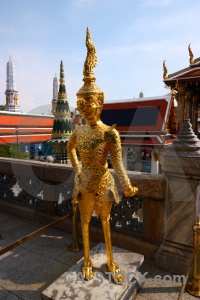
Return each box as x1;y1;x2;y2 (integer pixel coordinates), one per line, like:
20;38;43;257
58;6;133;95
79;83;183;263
0;157;74;215
0;157;166;248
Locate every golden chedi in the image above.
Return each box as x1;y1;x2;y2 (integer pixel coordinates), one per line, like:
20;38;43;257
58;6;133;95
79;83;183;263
67;27;138;283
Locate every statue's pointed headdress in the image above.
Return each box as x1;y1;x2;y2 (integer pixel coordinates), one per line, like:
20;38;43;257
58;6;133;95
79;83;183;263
76;27;104;97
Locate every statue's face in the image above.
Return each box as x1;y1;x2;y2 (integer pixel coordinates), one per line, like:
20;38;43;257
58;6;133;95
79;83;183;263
77;95;99;121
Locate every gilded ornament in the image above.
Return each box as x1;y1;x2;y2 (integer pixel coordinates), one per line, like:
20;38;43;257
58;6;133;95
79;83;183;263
163;60;168;79
188;43;194;64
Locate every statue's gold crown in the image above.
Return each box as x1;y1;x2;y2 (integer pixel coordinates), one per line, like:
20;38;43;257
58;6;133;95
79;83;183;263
77;27;104;97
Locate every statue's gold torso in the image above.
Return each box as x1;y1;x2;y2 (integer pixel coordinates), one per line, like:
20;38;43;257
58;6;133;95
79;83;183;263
68;121;131;213
77;123;109;175
76;123;115;196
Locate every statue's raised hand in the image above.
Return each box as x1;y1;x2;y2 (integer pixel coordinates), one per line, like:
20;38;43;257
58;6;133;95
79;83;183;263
124;184;138;197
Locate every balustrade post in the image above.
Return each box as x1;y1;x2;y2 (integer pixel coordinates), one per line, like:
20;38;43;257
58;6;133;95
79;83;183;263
43;182;58;215
68;203;82;251
156;119;200;275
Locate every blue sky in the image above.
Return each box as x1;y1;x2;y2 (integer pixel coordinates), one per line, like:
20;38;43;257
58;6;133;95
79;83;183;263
0;0;200;113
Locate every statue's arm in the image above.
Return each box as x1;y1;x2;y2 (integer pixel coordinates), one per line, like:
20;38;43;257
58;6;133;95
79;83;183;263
67;129;80;171
107;129;138;197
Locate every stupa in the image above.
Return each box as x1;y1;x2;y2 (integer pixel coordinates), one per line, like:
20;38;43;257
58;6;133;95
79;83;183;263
48;61;73;163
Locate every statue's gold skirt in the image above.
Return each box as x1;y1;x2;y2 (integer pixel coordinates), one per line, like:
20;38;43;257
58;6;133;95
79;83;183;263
72;170;119;222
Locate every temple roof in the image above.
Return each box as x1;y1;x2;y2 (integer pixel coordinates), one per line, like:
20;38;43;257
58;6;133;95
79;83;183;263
0;111;54;145
164;57;200;85
73;93;175;147
101;94;171;133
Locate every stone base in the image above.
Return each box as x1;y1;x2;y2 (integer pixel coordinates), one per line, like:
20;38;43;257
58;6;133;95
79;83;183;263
156;239;193;275
41;243;144;300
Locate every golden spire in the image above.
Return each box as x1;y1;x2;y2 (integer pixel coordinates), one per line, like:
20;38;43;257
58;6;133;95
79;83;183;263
163;60;168;79
83;27;97;77
188;43;194;64
77;27;103;97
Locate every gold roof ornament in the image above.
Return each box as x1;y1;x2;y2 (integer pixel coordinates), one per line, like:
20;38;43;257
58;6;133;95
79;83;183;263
76;27;104;97
188;43;194;64
175;78;179;90
163;60;168;79
171;78;179;97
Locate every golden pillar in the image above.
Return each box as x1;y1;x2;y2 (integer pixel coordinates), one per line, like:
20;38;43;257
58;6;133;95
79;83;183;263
192;90;198;134
177;84;186;132
186;216;200;297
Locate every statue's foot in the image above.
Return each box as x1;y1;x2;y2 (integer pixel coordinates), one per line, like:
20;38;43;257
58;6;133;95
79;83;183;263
107;262;124;284
82;260;93;281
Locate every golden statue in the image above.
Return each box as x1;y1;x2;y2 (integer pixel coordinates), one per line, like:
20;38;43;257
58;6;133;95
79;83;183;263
163;60;168;79
67;27;138;283
188;43;194;64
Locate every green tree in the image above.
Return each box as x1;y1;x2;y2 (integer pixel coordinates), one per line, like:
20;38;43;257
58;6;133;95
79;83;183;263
0;144;29;159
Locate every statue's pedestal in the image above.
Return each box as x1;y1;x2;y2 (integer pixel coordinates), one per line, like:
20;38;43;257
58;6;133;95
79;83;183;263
41;243;144;300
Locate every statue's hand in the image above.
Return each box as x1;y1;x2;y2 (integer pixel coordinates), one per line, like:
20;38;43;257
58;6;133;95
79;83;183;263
124;184;138;197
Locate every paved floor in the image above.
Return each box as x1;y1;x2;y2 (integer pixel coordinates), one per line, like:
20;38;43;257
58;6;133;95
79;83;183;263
0;211;197;300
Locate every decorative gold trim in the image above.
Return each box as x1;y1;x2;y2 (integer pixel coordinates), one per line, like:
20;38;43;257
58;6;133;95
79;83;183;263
188;43;194;64
54;109;71;116
52;130;72;138
54;118;72;122
163;60;168;79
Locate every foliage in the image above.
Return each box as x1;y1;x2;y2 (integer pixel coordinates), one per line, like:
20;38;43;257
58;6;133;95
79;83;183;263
0;105;5;111
0;144;29;159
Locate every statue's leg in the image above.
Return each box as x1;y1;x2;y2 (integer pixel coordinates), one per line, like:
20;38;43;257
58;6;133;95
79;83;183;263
78;192;94;281
100;200;124;283
101;217;113;265
81;221;94;280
